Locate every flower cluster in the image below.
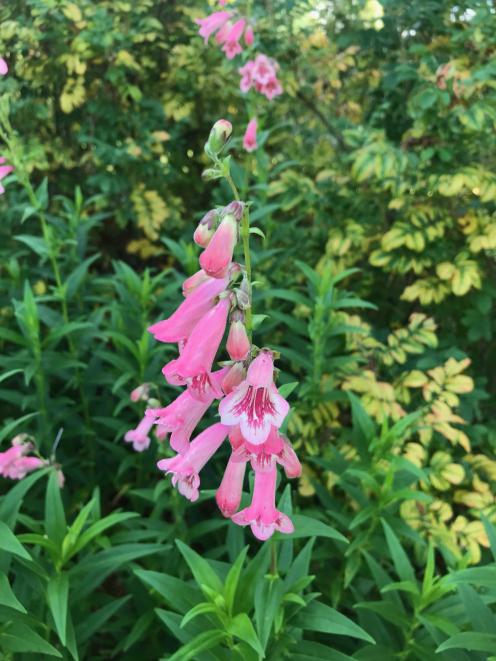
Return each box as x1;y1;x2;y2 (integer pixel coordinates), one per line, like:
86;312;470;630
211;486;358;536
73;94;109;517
125;121;301;540
195;10;254;60
0;435;44;480
239;54;283;100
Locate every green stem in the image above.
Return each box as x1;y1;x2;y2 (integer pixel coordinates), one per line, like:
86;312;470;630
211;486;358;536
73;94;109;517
224;171;253;340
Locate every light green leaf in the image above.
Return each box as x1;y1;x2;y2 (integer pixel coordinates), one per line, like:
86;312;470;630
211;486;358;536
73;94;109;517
0;573;27;612
0;521;31;560
47;572;69;645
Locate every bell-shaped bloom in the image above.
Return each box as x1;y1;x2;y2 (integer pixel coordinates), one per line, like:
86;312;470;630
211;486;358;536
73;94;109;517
216;453;247;516
252;54;276;85
234;426;301;477
222;362;246;394
244;25;254;46
157;423;229;501
163;297;230;388
199;213;238;278
232;466;294;540
182;269;210;297
124;413;156;452
239;60;255;93
148;274;228;343
226;319;251;360
219;351;289;444
0;57;7;75
221;18;246;59
0;440;44;480
260;76;283;101
149;390;209;454
0;157;14;195
243;119;258;153
195;11;231;44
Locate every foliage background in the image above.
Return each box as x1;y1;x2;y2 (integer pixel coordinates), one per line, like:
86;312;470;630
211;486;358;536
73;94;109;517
0;0;495;658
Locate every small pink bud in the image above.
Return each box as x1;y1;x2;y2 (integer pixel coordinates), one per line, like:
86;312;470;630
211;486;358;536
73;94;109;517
193;222;215;247
243;118;258;152
0;57;8;76
130;383;151;402
244;25;254;46
223;201;245;220
227;320;251;361
199;213;238;278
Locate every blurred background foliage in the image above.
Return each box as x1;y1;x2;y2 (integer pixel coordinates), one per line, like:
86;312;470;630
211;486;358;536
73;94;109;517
0;0;496;658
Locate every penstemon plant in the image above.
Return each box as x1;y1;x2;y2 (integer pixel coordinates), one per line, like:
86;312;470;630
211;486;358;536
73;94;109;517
126;120;301;540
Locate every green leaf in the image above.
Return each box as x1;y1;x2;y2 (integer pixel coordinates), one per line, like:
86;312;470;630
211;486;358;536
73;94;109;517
168;629;227;661
0;468;49;527
14;234;49;258
229;613;265;657
180;602;218;628
278;515;348;543
0;573;27;612
381;519;416;583
278;381;299;398
66;253;100;298
47;572;69;645
347;392;376;443
296;600;375;643
224;546;248;614
0;521;31;560
175;539;223;594
68;511;138;559
291;640;354;660
0;412;39;445
436;632;496;653
77;595;131;643
249;226;266;239
134;568;201;614
0;622;62;657
45;470;67;548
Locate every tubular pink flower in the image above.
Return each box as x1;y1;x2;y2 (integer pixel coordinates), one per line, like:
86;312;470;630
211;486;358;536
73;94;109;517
239;61;255;92
233;426;300;477
216;453;247;516
148;274;228;343
157;423;229;501
245;25;254;46
242;118;258;153
182;269;210;297
0;157;14;195
124;413;156;452
163;297;230;385
199;213;238;278
219;351;289;445
261;77;283;100
0;58;7;75
0;441;44;480
221;18;246;59
232;466;294;540
227;319;251;360
222;362;247;394
195;11;232;44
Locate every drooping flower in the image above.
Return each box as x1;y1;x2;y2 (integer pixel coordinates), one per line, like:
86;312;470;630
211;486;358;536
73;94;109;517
124;413;156;452
130;383;151;402
148;274;228;343
233;426;302;477
239;60;255;93
226;318;251;360
232;465;294;540
243;118;258;153
244;25;254;46
221;362;246;394
157;423;230;501
0;57;8;75
193;209;219;247
0;439;44;480
216;452;247;516
199;213;238;278
0;157;14;195
221;18;246;59
238;55;283;101
219;350;289;444
195;11;232;44
182;269;210;297
163;297;231;386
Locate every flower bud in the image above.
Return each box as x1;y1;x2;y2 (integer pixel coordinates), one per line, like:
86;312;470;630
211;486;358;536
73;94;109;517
227;320;251;361
244;25;254;46
182;269;210;297
199;213;238;278
223;200;245;221
206;119;232;154
193;209;219;247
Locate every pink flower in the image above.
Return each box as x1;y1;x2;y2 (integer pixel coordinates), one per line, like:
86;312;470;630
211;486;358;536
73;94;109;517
124;413;156;452
244;25;254;46
182;269;210;297
0;57;8;75
195;11;231;44
222;362;246;394
242;119;258;153
157;423;229;501
130;383;151;402
252;54;276;85
238;55;283;100
219;351;289;445
0;440;44;480
199;213;238;278
0;157;14;195
163;297;231;386
239;60;255;93
260;76;283;101
193;209;218;247
148;274;228;343
227;319;251;360
216;453;247;516
221;19;246;59
233;426;302;477
232;466;294;540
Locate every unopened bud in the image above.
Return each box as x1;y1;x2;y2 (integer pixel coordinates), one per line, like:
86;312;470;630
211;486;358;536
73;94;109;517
206;119;232;155
227;320;251;361
223;201;245;221
222;362;247;394
202;167;222;181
